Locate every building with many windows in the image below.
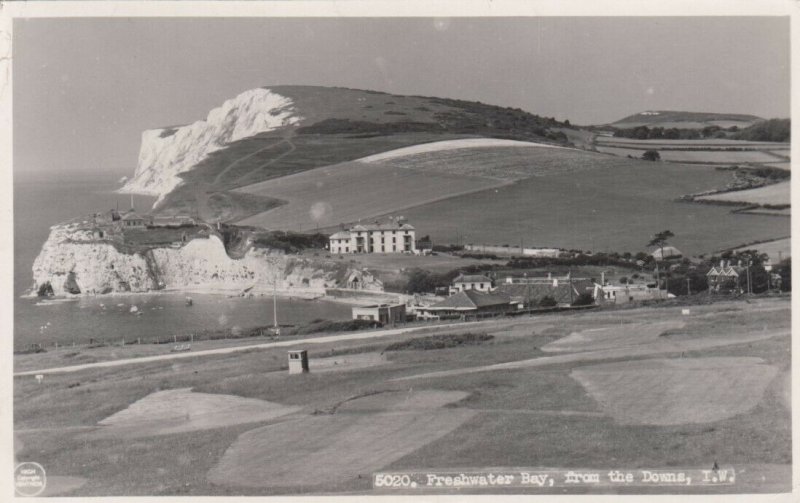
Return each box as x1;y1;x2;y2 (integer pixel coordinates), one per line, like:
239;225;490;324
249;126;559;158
329;219;416;254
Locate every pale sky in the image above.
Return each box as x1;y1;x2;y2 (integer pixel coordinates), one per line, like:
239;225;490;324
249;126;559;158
13;17;790;175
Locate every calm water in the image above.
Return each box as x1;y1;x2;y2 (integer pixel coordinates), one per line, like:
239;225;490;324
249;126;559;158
13;171;350;349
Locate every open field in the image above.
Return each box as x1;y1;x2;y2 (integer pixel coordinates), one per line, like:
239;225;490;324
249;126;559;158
395;161;789;256
698;181;791;206
13;296;790;495
571;357;777;425
358;137;560;162
208;390;475;489
593;136;790;167
234;141;593;230
235;140;788;255
595;145;783;164
540;320;685;353
89;388;301;440
730;237;791;261
595;137;788;148
609;111;761;130
234;152;508;231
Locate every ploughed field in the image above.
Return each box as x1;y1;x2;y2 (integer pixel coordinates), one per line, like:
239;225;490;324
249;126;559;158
13;296;790;495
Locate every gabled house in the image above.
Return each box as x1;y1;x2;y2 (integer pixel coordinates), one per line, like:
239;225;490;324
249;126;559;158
706;260;744;293
329;230;353;254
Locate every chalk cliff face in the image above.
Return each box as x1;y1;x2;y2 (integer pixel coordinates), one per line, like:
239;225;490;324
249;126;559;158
32;223;157;296
31;224;382;297
119;88;301;205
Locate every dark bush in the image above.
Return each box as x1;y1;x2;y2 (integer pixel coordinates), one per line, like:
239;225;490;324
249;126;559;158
291;319;382;335
251;231;329;253
571;292;595;307
539;296;558;307
385;332;493;351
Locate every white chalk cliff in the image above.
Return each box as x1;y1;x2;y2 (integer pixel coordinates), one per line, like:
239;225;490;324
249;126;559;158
31;223;382;297
119;88;301;205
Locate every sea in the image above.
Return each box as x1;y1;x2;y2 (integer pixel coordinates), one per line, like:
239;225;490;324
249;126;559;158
13;171;351;350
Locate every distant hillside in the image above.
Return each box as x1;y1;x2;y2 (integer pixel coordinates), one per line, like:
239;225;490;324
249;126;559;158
608;110;763;130
114;87;790;257
121;85;574;223
733;118;790;142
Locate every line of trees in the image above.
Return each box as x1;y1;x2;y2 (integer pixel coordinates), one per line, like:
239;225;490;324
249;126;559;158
613;125;729;140
610;119;790;143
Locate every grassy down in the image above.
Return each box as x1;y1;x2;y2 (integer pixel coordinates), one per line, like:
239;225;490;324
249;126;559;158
13;297;790;495
396;159;789;256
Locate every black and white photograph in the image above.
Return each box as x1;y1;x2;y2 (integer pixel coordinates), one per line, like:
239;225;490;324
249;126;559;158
4;1;795;499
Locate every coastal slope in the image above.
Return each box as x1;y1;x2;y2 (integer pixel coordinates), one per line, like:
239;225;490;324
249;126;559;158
118;85;574;222
31;221;382;298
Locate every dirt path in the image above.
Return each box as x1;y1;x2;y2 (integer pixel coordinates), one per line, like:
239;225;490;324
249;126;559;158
230;137;297;187
393;328;789;382
212;138;291;187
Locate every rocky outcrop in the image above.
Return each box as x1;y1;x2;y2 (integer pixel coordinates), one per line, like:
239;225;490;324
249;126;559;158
119;88;301;205
30;223;382;298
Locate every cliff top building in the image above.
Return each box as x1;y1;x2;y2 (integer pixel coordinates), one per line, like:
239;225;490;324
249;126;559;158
329;218;416;254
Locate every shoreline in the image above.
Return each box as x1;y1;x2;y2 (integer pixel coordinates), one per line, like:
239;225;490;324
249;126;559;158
23;285;407;307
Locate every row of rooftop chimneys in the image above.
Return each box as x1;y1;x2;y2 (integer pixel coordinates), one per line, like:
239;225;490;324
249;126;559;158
339;216;408;230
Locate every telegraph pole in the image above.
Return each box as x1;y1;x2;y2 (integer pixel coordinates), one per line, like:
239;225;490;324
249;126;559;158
655;262;661;298
524;272;531;316
568;270;574;304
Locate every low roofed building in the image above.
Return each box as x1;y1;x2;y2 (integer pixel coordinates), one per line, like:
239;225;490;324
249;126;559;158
651;246;683;261
495;276;599;307
120;210;151;229
420;290;512;319
352;303;406;325
450;273;493;294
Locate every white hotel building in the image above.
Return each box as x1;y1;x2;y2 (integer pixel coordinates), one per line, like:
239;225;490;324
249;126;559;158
329;220;416;254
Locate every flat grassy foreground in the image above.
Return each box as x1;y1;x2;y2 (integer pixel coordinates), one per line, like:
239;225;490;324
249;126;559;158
13;297;790;496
